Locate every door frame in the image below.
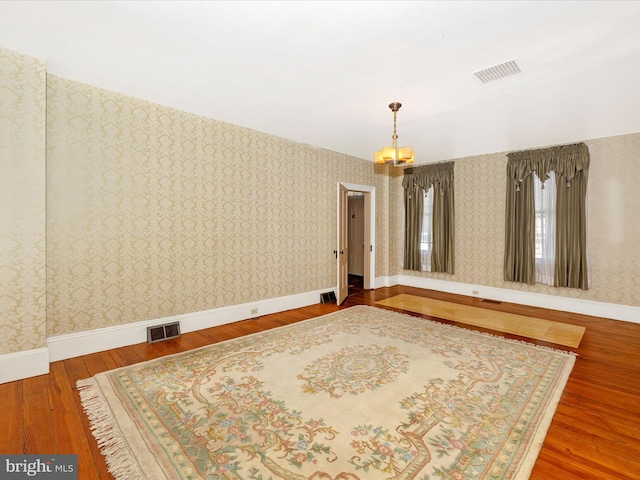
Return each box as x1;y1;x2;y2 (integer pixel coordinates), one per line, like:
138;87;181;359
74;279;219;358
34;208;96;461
337;182;376;303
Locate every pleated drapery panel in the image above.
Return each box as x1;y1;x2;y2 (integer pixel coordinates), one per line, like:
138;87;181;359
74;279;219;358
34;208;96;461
555;168;589;289
504;174;536;284
432;178;455;273
403;185;424;271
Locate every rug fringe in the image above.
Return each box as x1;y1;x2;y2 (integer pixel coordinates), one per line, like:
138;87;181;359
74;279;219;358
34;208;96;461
77;378;146;480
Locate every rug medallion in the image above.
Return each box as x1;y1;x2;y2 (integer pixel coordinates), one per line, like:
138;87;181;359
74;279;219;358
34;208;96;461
78;306;575;479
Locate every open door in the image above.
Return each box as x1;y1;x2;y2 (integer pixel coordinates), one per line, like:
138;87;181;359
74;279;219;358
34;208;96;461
337;182;376;304
336;183;349;305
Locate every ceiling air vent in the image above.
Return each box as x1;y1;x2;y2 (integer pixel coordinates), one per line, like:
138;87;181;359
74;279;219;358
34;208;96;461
473;59;521;84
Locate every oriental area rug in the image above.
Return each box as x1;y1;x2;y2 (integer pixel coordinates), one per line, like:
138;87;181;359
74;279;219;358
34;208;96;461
77;306;575;480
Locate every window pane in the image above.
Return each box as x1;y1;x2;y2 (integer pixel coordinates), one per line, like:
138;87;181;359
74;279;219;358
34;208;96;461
533;172;556;285
421;186;434;271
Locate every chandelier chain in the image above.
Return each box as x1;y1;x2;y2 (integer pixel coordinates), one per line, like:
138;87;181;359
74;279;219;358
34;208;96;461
373;101;414;166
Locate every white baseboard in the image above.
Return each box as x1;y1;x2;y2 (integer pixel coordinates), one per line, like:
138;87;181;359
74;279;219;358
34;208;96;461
3;278;637;385
0;348;49;384
374;276;388;289
47;287;334;362
390;275;640;325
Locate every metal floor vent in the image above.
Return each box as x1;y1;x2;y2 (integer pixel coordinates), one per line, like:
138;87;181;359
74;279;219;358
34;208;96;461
320;291;337;303
147;321;181;343
480;298;504;305
473;59;521;84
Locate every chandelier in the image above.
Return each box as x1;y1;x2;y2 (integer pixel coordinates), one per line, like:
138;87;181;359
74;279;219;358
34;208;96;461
374;102;414;166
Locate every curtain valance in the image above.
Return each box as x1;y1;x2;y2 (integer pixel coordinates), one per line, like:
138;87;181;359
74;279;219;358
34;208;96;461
507;143;590;187
402;161;455;193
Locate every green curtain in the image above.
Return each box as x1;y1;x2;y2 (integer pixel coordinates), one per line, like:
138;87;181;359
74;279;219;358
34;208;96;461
504;143;590;289
403;162;455;273
555;168;589;288
504;174;536;284
403;184;424;270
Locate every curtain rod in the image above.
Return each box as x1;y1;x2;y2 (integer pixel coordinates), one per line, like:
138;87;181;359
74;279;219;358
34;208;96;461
507;142;587;157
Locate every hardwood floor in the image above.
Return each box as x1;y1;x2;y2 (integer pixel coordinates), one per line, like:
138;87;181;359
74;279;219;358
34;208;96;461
1;285;639;479
375;293;586;347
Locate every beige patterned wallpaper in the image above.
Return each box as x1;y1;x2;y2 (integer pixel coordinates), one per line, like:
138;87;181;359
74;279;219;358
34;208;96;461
395;133;640;308
46;75;389;337
3;46;640;358
0;48;47;355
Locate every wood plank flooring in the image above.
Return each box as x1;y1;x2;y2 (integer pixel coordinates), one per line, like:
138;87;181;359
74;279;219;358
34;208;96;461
375;293;586;347
1;285;639;479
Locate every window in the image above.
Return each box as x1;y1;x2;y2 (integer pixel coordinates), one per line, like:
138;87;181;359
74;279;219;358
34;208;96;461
420;186;434;271
403;161;454;274
533;172;556;285
504;142;589;289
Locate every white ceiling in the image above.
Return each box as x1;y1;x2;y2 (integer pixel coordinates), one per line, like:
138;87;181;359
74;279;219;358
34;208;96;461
2;1;640;163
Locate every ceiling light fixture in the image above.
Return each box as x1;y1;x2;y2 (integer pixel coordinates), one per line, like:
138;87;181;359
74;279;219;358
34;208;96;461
374;102;414;166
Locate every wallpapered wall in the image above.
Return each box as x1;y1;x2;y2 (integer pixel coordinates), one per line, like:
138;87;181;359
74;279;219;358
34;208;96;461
45;75;390;340
0;48;47;355
3;46;640;358
391;133;640;308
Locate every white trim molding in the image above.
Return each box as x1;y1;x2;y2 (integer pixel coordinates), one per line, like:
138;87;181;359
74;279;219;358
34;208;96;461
47;287;333;362
0;348;49;384
4;279;637;385
394;275;640;325
340;182;376;289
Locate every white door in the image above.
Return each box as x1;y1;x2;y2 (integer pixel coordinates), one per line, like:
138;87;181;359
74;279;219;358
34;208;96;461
337;182;376;301
337;183;349;305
